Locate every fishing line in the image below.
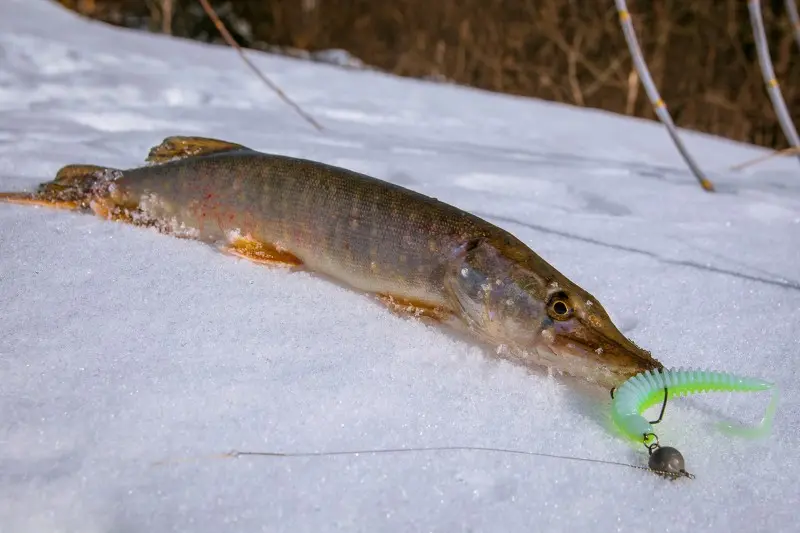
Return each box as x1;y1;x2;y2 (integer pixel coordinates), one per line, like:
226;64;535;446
153;389;684;478
155;370;780;482
156;445;686;478
157;367;779;481
227;446;649;471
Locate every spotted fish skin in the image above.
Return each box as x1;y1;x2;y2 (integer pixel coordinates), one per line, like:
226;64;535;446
117;149;496;307
0;136;662;388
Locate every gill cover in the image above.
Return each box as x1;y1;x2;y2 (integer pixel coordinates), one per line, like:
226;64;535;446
443;238;546;346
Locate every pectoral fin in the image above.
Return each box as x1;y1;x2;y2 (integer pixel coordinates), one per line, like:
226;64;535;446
376;293;450;322
224;235;303;268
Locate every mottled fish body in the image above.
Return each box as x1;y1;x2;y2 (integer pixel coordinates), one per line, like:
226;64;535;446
0;136;661;388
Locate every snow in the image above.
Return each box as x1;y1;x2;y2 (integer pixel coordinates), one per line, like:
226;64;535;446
1;1;799;531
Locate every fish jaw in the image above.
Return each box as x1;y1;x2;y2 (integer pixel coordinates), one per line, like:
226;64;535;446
538;317;663;388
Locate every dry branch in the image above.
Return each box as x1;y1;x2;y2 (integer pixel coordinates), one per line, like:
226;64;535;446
162;0;172;35
614;0;714;192
730;146;800;171
197;0;323;131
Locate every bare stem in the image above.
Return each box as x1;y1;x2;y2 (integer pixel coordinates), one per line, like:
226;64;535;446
747;0;800;160
614;1;714;192
196;0;324;131
730;146;800;171
162;0;172;35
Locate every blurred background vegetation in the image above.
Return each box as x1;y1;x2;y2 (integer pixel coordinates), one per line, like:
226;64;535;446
57;0;800;149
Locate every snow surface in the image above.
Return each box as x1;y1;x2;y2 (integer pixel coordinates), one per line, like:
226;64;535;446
1;1;799;531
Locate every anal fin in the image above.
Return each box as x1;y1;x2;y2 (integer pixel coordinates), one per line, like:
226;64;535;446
224;235;303;268
147;136;249;164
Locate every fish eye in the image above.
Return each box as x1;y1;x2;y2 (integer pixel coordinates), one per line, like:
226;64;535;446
547;293;573;320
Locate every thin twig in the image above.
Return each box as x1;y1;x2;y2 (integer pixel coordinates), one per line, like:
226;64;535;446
784;0;800;56
614;1;714;192
584;55;625;99
162;0;172;35
566;32;585;106
625;68;639;115
196;0;323;131
730;146;800;171
747;0;800;161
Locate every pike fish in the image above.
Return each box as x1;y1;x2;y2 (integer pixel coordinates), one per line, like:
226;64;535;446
0;136;662;388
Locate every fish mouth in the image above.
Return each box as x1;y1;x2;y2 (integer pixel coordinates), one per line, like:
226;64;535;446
540;327;663;389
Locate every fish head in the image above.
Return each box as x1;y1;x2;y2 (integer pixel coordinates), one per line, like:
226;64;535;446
536;283;663;388
445;238;662;388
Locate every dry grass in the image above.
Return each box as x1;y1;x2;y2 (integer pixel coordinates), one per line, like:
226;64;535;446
57;0;800;149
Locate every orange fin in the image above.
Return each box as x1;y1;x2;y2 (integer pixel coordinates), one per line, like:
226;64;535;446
1;164;122;213
54;164;111;184
0;191;79;210
224;235;303;268
377;293;450;322
146;136;250;164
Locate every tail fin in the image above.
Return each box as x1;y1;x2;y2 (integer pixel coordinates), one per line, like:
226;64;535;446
0;164;119;212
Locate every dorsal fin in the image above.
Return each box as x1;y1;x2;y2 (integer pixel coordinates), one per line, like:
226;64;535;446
146;136;251;164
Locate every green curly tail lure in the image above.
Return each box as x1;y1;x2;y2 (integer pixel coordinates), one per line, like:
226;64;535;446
610;368;779;477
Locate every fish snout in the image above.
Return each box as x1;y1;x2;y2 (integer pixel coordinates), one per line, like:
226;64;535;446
547;319;663;388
